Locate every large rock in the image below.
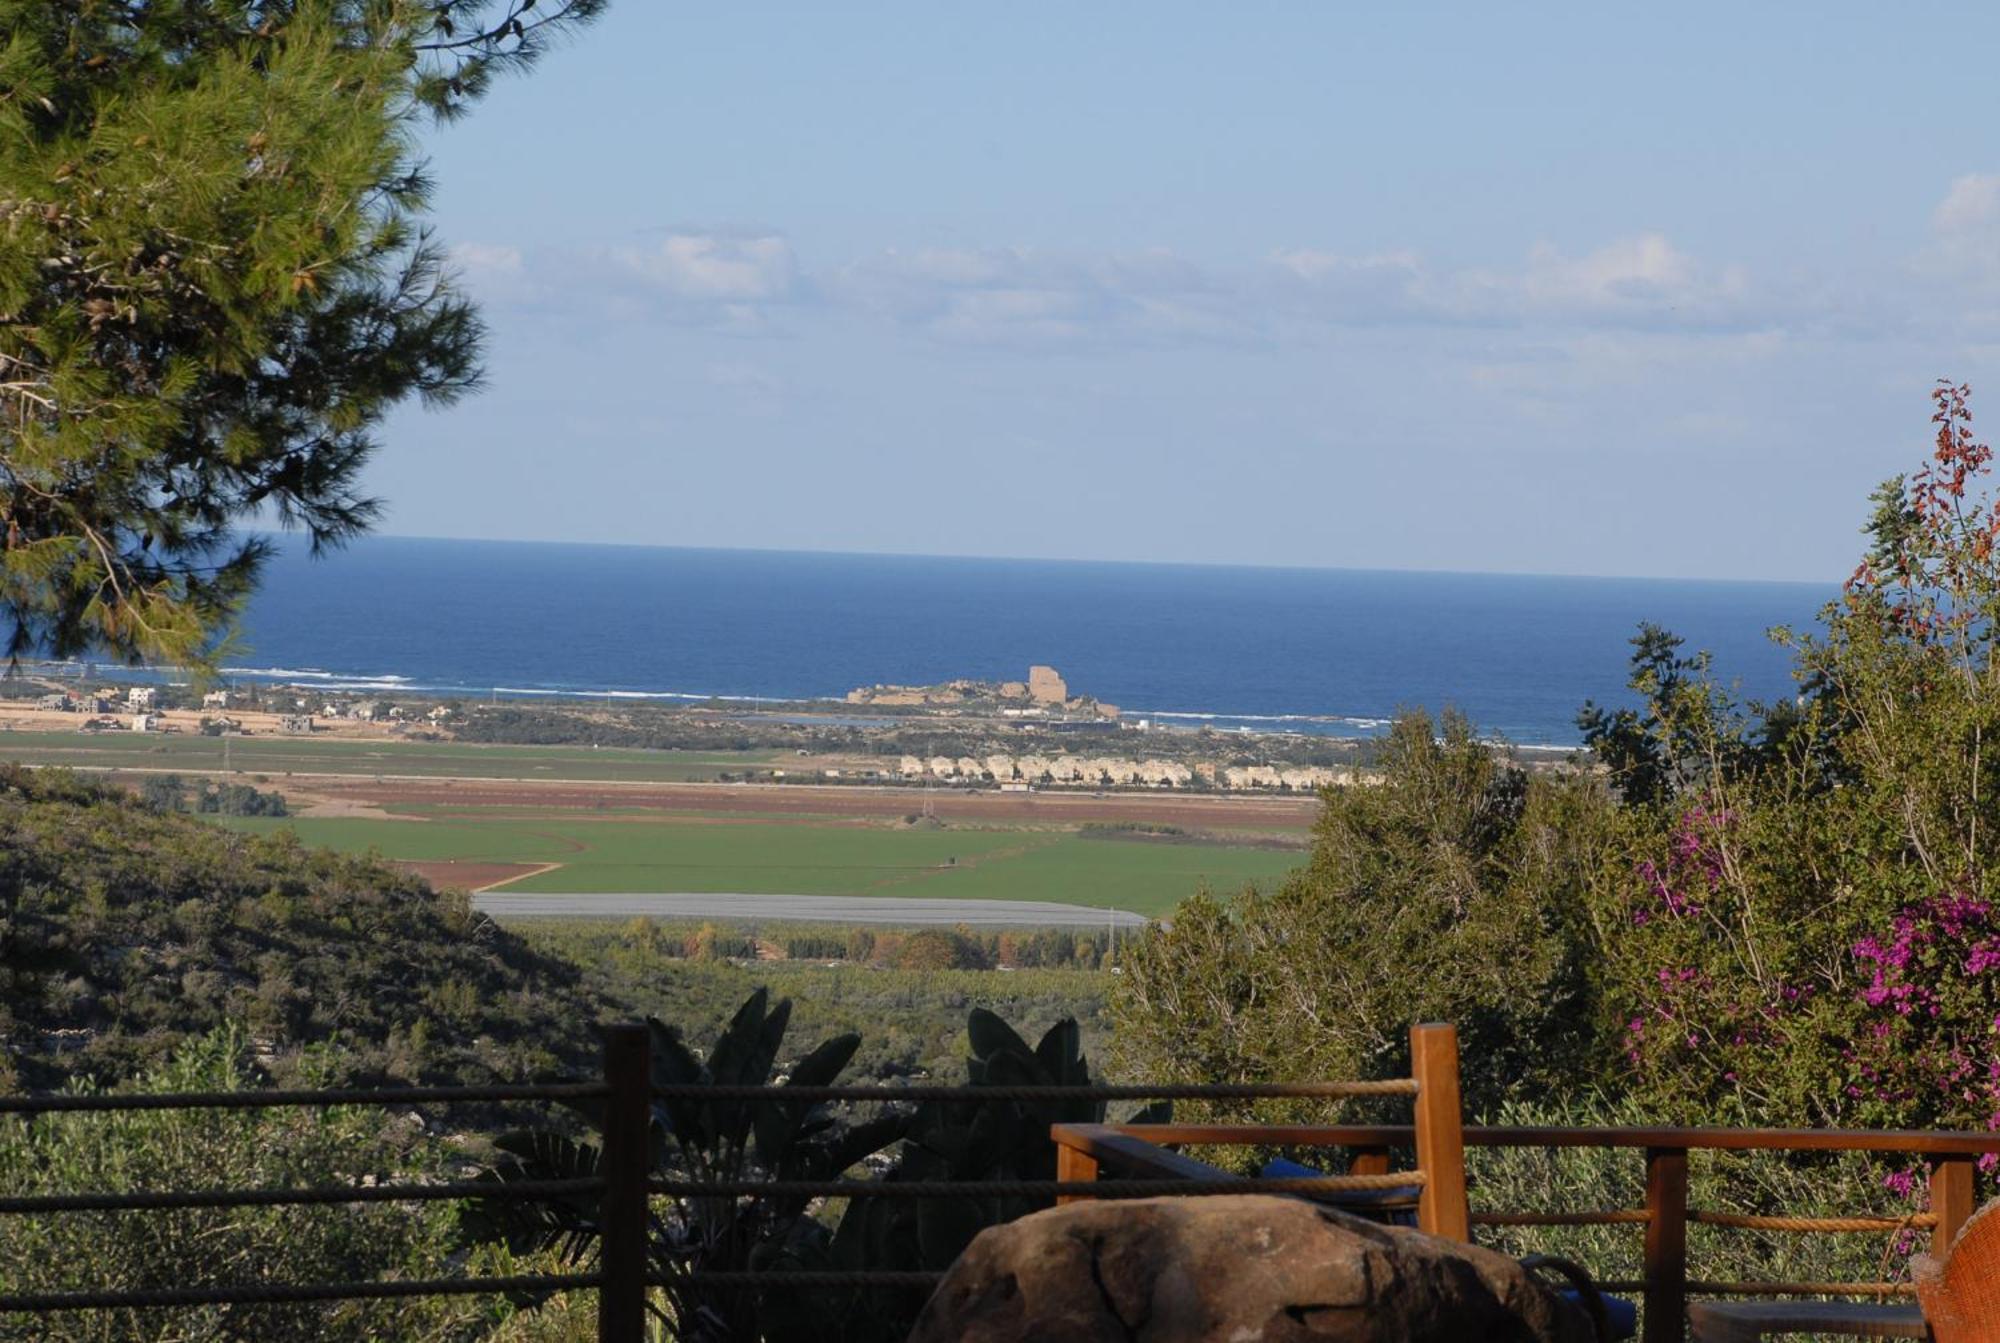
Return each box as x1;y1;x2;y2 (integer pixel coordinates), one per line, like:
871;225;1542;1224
907;1195;1593;1343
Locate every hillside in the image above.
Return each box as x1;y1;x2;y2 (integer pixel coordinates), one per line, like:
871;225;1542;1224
0;766;604;1091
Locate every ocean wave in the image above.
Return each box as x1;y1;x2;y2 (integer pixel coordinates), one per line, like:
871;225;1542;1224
222;666;413;685
1141;709;1393;729
492;686;804;704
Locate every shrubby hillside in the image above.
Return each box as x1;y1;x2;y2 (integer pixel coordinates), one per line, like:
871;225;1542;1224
0;766;604;1090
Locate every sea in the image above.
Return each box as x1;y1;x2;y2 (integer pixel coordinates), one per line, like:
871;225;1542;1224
119;536;1835;748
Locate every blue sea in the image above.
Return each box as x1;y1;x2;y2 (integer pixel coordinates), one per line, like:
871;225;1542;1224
178;537;1833;747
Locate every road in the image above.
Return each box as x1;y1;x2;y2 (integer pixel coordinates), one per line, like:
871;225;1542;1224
472;892;1150;928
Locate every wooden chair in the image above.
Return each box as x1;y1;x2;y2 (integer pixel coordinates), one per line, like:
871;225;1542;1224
1915;1194;2000;1341
1684;1192;2000;1340
1683;1300;1924;1342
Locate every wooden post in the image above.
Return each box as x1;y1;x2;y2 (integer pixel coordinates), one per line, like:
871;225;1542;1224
1347;1145;1391;1177
1410;1023;1469;1241
599;1024;650;1343
1055;1138;1100;1206
1932;1156;1976;1257
1642;1146;1688;1343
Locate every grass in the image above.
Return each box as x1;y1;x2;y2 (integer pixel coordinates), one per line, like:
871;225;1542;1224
209;814;1298;915
0;731;773;782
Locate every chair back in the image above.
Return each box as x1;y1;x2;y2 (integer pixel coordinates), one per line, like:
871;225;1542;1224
1917;1196;2000;1341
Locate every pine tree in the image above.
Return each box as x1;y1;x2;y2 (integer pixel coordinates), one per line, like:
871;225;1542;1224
0;1;602;665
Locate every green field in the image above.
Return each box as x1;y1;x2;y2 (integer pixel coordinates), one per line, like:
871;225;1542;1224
0;731;772;782
211;815;1297;916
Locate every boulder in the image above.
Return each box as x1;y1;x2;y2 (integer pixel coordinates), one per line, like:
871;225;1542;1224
907;1194;1593;1343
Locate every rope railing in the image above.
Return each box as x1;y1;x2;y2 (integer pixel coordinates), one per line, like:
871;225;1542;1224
0;1176;601;1216
1472;1209;1653;1227
650;1078;1418;1102
0;1273;604;1314
1687;1210;1939;1234
0;1081;609;1114
1594;1279;1920;1299
1683;1280;1918;1299
646;1171;1424;1201
658;1270;944;1290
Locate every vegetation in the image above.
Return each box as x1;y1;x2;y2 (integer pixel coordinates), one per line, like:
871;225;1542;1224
0;729;775;783
1467;1094;1935;1303
209;811;1298;914
480;989;1125;1343
449;700;1366;771
1114;707;1604;1117
0;0;602;666
0;1028;555;1343
518;922;1108;1085
1116;382;2000;1157
0;765;602;1090
139;773;287;817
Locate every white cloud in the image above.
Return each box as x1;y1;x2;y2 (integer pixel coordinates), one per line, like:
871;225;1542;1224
831;246;1246;346
1936;174;2000;236
454;227;1799;346
450;231;801;330
611;234;797;302
1927;174;2000;285
1267;234;1762;332
1505;234;1750;325
451;242;525;275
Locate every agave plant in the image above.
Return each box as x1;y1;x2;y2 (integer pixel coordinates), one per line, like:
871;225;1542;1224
471;994;1131;1342
471;989;907;1342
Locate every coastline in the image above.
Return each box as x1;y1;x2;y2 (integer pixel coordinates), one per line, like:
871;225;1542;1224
13;659;1595;750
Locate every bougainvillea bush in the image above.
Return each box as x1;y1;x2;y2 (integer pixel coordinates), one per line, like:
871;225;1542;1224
1599;382;2000;1137
1120;383;2000;1167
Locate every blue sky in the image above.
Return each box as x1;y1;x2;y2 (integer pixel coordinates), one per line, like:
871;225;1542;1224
368;2;2000;582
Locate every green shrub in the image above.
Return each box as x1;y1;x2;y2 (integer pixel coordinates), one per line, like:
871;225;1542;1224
0;1029;526;1342
0;765;601;1090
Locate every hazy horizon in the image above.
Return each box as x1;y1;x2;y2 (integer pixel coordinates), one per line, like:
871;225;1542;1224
339;529;1843;591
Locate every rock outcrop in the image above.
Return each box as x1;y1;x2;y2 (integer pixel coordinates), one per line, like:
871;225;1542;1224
907;1195;1592;1343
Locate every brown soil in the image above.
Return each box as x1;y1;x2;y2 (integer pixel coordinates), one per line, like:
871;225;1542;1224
395;860;544;891
292;796;413;821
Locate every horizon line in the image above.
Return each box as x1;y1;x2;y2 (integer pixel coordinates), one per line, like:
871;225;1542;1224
326;529;1843;590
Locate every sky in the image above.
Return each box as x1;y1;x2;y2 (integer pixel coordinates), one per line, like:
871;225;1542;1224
364;2;2000;583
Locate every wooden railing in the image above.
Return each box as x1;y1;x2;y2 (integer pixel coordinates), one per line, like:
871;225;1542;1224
18;1014;1994;1343
1050;1114;2000;1343
1055;1021;1470;1236
0;1024;1442;1341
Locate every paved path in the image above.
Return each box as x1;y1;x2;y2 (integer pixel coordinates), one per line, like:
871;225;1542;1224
473;892;1150;928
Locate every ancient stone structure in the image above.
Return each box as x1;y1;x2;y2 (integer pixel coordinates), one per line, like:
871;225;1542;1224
1027;664;1068;705
908;1195;1591;1343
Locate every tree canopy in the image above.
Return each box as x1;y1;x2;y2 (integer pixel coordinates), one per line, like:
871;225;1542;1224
0;1;602;666
1116;380;2000;1135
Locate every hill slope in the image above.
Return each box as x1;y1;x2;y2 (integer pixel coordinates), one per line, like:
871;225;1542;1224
0;767;603;1090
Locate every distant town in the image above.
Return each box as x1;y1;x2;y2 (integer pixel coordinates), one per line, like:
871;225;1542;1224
0;662;1398;794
